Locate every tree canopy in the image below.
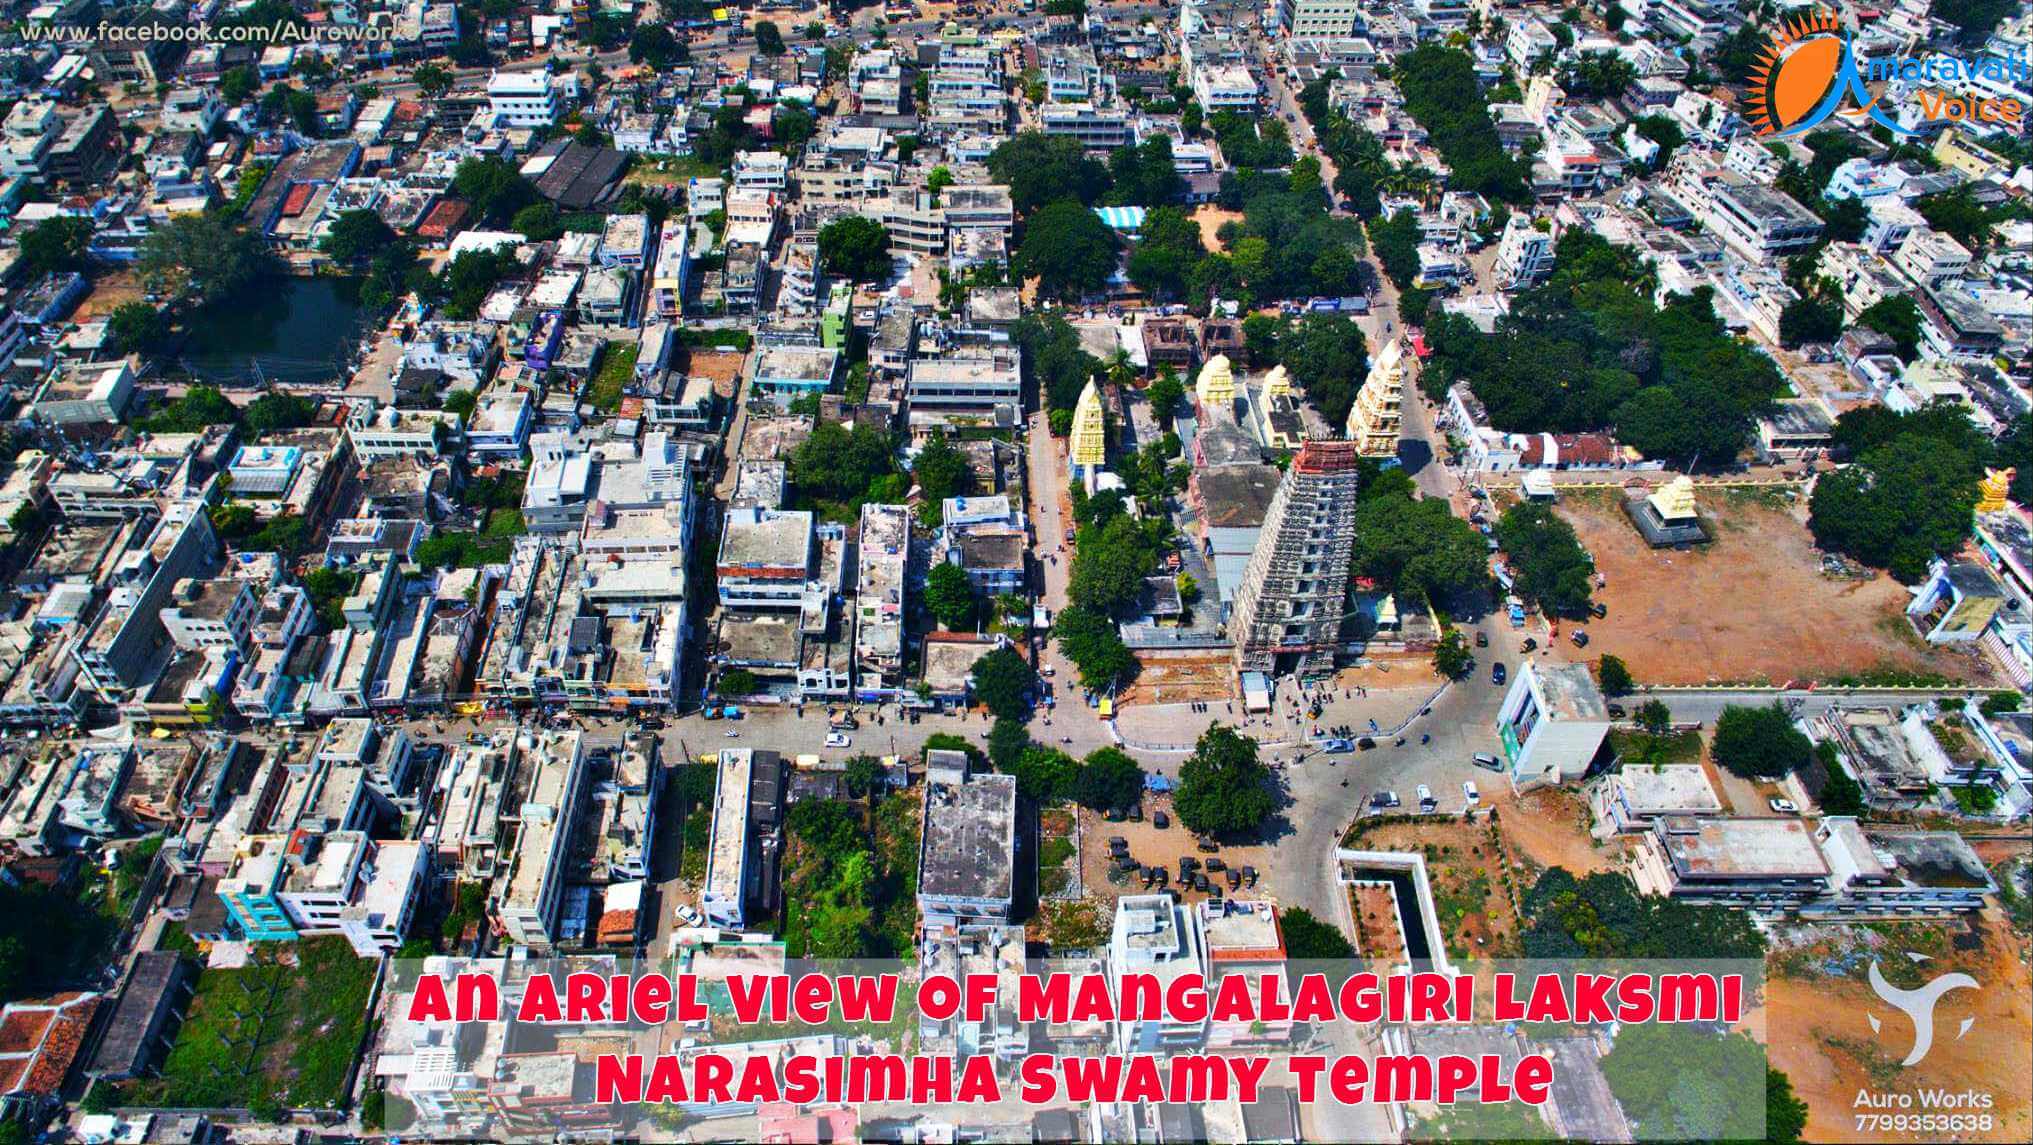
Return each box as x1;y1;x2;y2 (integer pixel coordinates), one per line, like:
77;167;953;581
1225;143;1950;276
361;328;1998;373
1277;314;1371;430
790;421;900;507
1710;703;1813;779
1053;603;1135;690
1495;502;1594;617
140;212;278;307
969;646;1035;720
1173;725;1276;837
1015;200;1119;300
1393;45;1528;202
1423;231;1782;463
818;215;893;282
1350;488;1488;609
987;132;1110;214
1810;401;1986;581
925;562;978;631
1071;747;1145;811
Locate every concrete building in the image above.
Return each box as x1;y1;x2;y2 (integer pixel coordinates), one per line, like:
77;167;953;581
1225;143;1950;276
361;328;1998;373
487;70;561;128
917;750;1018;933
701;748;785;929
493;730;587;951
1229;440;1361;678
1495;660;1611;787
853;504;910;696
717;506;815;612
1110;893;1208;1052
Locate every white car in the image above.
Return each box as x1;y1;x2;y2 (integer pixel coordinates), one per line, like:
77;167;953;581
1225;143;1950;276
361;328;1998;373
1768;797;1799;814
1462;781;1481;807
1415;784;1435;808
673;904;703;928
825;732;851;748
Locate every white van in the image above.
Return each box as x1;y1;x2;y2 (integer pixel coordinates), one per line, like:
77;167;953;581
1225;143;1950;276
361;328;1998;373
1462;781;1481;808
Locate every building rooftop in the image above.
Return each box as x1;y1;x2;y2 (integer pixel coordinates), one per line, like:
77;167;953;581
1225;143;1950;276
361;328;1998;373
919;758;1017;906
1655;816;1830;880
1610;764;1722;815
1528;661;1610;722
1195;464;1282;528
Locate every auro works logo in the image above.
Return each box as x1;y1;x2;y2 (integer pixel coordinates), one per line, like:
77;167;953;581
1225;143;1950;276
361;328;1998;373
1866;952;1978;1068
1743;8;2027;137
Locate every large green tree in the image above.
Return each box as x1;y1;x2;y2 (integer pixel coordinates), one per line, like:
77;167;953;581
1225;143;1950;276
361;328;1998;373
139;213;279;306
925;561;978;630
969;646;1035;720
987;131;1112;214
1350;493;1488;607
1809;431;1982;581
1072;747;1145;811
1052;603;1135;690
1015;200;1119;300
818;216;893;282
1173;725;1276;837
1710;703;1813;779
1495;502;1594;616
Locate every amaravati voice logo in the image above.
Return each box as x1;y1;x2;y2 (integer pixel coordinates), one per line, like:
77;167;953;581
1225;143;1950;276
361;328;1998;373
1743;8;1905;136
1867;953;1979;1068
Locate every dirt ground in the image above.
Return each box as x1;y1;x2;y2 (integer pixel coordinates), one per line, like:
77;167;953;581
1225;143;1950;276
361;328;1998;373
1764;910;2032;1142
1350;884;1408;963
1556;491;1989;686
679;348;748;399
74;268;149;322
1076;798;1271;909
1118;655;1232;704
1192;206;1245;253
1495;787;1621;876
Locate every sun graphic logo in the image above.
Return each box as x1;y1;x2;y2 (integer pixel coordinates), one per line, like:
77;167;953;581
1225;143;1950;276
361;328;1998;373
1743;8;1901;136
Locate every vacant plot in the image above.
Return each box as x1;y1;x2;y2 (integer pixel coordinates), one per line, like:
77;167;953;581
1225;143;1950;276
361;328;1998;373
1557;492;1987;686
587;342;638;413
1191;206;1244;253
1766;916;2031;1142
125;938;377;1112
1040;807;1080;899
1118;654;1232;704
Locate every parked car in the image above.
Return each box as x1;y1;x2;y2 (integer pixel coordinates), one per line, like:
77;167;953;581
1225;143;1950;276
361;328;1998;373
1571;630;1590;648
824;732;851;748
1153;811;1170;829
1491;662;1507;685
1463;781;1481;807
1416;784;1436;809
674;904;703;927
1474;631;1488;648
1472;753;1502;771
1370;790;1401;809
1769;798;1799;814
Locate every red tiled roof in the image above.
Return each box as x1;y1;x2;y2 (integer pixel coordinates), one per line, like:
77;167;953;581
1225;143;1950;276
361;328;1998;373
0;993;101;1098
280;183;314;217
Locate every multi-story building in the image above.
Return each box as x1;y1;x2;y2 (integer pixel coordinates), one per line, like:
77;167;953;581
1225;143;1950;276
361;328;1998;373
701;749;786;929
73;501;221;701
717;507;815;612
1110;894;1208;1052
1228;441;1361;679
1284;0;1363;37
1493;214;1557;289
916;750;1018;933
493;730;587;951
1697;172;1825;261
854;504;910;696
1039;102;1131;151
1495;660;1612;788
486;70;561;128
